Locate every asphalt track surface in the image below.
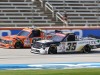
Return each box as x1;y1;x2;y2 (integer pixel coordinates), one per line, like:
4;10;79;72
0;48;100;64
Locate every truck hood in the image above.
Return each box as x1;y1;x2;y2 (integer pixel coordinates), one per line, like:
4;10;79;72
36;39;60;47
37;40;53;43
37;39;60;45
1;35;26;40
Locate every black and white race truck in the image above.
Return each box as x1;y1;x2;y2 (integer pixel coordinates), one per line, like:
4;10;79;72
31;33;100;54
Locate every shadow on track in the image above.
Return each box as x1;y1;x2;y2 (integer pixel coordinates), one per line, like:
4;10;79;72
45;49;100;55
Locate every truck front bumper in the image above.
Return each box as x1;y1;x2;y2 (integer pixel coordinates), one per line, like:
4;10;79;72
0;43;14;48
31;48;47;54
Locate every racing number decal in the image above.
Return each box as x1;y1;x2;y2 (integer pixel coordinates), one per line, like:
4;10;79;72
66;42;77;50
72;43;77;50
66;43;71;50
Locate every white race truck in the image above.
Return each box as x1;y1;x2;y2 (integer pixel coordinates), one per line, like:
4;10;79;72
31;33;100;54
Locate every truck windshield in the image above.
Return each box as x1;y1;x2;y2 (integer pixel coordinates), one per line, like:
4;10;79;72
51;34;65;42
17;30;30;36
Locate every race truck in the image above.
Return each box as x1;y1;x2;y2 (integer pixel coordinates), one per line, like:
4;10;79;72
31;32;100;54
0;28;50;49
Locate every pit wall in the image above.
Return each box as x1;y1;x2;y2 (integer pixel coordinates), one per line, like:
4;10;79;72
0;27;100;38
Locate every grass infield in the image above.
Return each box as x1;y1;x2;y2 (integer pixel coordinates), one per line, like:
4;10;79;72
0;68;100;75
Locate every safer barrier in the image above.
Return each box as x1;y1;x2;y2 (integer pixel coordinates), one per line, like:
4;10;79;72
0;27;100;38
0;62;100;70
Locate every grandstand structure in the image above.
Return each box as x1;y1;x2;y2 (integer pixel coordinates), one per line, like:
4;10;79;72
44;0;100;26
0;0;100;27
0;0;55;27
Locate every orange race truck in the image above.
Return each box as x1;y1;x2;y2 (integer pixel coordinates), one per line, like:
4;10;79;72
0;28;50;49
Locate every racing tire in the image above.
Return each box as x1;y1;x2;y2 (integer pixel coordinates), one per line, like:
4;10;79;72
48;44;57;54
82;45;91;53
14;41;23;49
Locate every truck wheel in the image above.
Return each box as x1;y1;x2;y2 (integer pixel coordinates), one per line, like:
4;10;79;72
82;45;91;53
14;41;23;49
48;44;57;54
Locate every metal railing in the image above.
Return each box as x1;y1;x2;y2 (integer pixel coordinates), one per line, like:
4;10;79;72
56;12;68;26
45;2;54;17
39;0;44;7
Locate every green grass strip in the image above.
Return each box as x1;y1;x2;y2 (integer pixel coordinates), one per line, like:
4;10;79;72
0;68;100;75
